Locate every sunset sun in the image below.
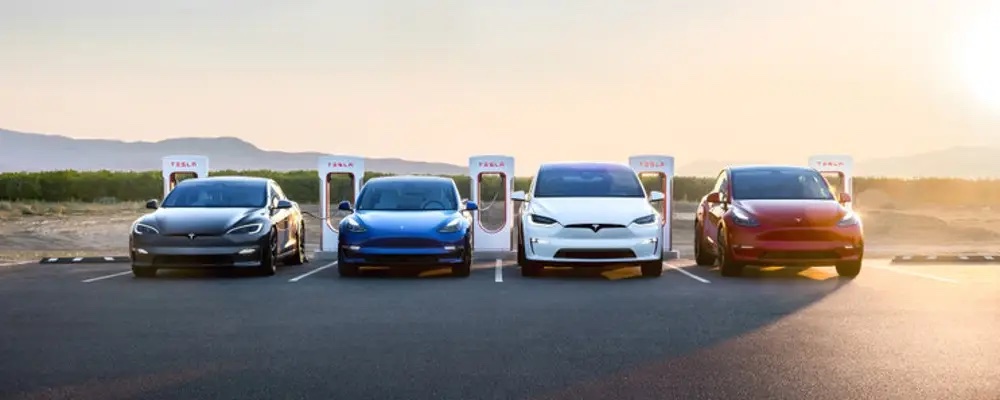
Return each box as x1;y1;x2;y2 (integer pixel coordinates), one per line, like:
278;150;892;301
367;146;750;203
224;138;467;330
956;8;1000;112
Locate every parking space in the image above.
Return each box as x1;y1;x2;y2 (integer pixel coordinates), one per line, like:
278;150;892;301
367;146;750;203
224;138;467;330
4;257;1000;288
1;256;998;400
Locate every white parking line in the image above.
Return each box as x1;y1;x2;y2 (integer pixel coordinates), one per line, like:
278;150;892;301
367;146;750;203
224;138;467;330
869;264;959;284
494;259;503;282
81;271;133;283
665;263;711;283
288;261;337;282
0;261;34;267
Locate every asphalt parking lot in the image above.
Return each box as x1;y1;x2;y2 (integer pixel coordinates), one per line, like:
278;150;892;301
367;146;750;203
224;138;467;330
1;258;998;400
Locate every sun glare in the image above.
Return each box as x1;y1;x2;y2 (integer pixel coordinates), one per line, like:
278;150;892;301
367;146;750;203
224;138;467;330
956;8;1000;112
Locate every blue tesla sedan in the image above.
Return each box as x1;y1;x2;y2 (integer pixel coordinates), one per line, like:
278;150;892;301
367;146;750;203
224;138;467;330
336;176;478;277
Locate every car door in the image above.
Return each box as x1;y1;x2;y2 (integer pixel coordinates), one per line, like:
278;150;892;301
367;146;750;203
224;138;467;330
268;182;291;252
703;170;729;247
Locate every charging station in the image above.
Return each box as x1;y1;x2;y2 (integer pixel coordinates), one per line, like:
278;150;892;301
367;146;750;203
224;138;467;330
317;155;366;257
161;155;209;198
808;154;854;209
469;155;515;255
629;155;679;260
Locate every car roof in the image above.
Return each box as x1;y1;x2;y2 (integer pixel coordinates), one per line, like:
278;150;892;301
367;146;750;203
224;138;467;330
538;161;632;171
178;176;271;184
728;165;817;173
365;175;454;184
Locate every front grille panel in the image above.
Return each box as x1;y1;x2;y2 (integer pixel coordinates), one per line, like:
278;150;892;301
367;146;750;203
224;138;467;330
153;255;235;266
759;251;839;260
361;255;449;265
364;237;444;248
757;230;841;242
553;249;637;259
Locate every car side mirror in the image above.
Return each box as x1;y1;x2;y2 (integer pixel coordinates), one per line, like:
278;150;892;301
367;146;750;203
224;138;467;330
465;201;479;211
274;199;293;210
338;201;353;212
145;199;159;209
706;192;724;204
649;191;665;202
511;191;526;202
839;192;852;204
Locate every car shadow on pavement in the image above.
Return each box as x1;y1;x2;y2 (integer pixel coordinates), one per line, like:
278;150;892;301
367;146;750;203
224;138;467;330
528;265;649;280
702;265;851;282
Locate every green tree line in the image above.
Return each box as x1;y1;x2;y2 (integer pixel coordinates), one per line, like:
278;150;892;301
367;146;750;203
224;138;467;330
1;170;998;207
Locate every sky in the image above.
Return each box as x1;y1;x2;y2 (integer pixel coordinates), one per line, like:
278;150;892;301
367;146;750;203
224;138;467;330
2;0;1000;175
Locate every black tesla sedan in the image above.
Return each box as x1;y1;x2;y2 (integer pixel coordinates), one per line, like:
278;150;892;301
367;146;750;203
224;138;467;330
129;176;306;277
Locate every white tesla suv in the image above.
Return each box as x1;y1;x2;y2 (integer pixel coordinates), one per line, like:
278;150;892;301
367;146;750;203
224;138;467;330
512;162;666;277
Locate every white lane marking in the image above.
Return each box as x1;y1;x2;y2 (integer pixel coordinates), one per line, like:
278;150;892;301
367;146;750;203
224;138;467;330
81;271;133;283
104;256;114;262
494;259;503;282
665;263;711;283
869;264;959;284
47;258;58;263
288;261;337;282
959;255;969;260
926;255;937;261
901;256;912;261
72;257;83;262
0;261;35;267
986;256;994;261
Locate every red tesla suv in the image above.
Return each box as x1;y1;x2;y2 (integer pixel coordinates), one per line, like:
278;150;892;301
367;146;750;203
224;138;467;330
693;165;863;277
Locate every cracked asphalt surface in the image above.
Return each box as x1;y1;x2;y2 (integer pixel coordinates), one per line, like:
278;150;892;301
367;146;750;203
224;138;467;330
1;259;998;400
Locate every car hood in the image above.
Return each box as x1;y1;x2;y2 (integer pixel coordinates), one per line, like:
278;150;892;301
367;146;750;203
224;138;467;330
148;207;266;235
529;197;655;225
733;199;846;226
354;210;460;232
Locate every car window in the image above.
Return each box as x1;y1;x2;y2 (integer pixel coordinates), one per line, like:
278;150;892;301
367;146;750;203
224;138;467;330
731;169;835;201
356;180;459;211
162;181;268;208
533;165;645;198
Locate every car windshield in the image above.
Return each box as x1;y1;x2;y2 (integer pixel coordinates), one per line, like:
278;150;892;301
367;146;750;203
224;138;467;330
731;169;836;200
533;165;645;198
161;181;267;208
356;180;459;211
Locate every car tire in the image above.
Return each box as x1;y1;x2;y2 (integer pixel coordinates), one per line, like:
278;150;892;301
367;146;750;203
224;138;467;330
835;260;862;277
453;236;473;277
337;248;359;277
694;223;715;266
257;229;278;276
131;265;156;278
640;259;663;278
287;223;306;266
717;228;744;277
517;228;542;277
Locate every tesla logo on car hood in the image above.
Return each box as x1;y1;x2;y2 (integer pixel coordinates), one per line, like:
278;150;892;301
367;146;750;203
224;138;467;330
188;233;196;239
591;224;601;231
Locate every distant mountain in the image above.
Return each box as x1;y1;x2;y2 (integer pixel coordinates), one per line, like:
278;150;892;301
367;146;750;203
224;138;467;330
0;128;466;175
680;147;1000;179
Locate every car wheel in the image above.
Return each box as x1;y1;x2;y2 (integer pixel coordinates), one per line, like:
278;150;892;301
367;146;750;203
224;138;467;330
131;265;156;278
452;236;472;277
640;256;663;278
835;260;862;277
694;223;715;266
518;228;542;277
287;223;306;266
337;248;359;277
257;229;278;276
717;227;743;277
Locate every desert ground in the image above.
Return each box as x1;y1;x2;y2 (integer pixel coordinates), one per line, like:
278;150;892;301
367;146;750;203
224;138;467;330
3;199;1000;263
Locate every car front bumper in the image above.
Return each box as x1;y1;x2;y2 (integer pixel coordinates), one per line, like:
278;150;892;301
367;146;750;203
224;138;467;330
130;234;267;268
521;221;662;265
339;233;468;267
725;224;864;266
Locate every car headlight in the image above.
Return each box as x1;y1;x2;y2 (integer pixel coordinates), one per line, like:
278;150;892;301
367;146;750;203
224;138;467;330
837;210;860;227
438;218;463;233
226;223;263;235
631;214;657;225
133;223;159;235
343;217;366;233
529;214;558;225
730;207;759;227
